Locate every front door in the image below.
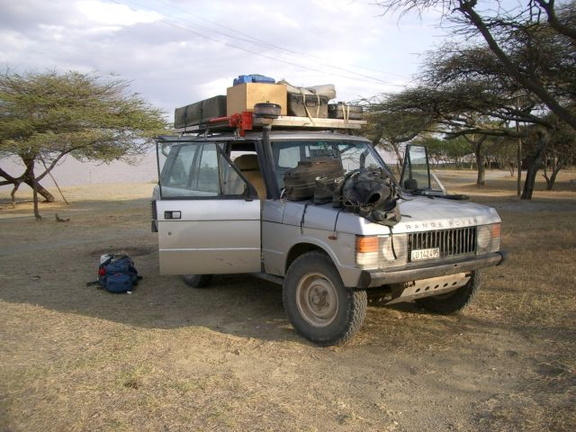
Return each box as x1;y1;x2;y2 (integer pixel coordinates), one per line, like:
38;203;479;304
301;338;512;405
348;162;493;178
155;138;261;275
399;144;447;195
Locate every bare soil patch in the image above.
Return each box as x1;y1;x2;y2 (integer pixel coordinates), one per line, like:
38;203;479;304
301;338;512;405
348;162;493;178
1;172;575;431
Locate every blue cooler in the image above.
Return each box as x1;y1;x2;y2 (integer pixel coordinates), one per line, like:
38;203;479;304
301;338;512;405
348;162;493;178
233;74;275;86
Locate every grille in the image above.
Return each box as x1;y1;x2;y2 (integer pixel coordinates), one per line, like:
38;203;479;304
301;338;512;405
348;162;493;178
409;227;477;261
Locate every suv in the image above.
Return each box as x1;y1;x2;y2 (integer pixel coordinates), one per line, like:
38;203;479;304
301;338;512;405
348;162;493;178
152;117;506;346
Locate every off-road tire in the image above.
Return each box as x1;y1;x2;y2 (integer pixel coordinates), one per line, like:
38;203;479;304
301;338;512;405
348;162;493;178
283;251;367;346
182;274;213;288
415;271;481;314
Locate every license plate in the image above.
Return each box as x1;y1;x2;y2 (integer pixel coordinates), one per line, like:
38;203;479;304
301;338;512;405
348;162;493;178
411;248;440;261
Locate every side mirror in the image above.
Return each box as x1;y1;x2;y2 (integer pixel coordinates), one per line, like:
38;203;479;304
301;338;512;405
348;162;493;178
403;178;418;190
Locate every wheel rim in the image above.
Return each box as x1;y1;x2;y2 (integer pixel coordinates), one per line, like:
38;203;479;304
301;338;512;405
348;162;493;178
296;272;339;327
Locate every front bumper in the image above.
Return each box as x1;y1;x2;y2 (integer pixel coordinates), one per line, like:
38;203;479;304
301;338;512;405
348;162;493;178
356;251;507;289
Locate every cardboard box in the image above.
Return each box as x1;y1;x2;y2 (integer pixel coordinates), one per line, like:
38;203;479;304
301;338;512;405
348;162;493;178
227;83;287;115
174;95;227;128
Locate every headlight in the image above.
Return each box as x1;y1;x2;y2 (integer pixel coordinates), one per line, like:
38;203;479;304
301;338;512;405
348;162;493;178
355;234;408;269
477;223;501;254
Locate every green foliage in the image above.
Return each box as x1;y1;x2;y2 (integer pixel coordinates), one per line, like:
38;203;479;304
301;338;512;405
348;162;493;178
414;136;470;165
0;70;167;164
363;94;438;172
0;69;168;213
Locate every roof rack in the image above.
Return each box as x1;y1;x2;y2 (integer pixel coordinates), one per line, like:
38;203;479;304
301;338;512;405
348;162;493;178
176;111;366;136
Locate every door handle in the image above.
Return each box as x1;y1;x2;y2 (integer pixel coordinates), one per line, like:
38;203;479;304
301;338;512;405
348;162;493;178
164;211;182;219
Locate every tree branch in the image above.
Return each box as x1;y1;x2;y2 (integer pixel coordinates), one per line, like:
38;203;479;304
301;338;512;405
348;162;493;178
458;0;576;129
535;0;576;41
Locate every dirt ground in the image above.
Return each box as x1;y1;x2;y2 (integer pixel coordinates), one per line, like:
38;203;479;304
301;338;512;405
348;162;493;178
1;171;575;431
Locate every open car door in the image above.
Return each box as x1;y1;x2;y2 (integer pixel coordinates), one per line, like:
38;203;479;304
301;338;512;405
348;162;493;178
399;144;447;196
154;137;261;275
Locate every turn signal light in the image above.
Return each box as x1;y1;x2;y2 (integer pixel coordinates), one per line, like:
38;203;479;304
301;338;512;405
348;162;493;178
356;236;379;253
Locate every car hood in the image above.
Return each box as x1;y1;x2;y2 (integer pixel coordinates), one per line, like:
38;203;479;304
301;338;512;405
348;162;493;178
280;195;501;235
390;195;501;233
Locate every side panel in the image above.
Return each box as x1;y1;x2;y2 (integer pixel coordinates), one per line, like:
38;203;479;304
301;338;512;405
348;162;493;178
156;199;261;275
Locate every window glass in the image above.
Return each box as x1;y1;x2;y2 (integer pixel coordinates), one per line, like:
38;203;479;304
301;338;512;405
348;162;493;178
338;143;381;172
278;146;301;169
221;153;247;195
400;145;431;190
159;141;249;198
194;145;219;193
160;144;197;190
272;139;389;190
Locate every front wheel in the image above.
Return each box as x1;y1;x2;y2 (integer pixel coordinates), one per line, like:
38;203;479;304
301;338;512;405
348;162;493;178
415;271;481;314
283;251;367;346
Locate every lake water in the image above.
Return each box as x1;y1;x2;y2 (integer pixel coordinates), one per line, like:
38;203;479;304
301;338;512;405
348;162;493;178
1;153;158;191
1;147;401;192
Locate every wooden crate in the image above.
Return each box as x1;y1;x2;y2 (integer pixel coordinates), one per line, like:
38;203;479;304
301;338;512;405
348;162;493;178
226;83;287;115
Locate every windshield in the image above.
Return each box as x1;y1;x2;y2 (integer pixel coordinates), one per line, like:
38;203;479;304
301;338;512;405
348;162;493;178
272;139;392;189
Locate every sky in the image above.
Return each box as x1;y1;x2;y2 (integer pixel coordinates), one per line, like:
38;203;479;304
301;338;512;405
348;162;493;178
0;0;458;186
0;0;531;187
0;0;453;118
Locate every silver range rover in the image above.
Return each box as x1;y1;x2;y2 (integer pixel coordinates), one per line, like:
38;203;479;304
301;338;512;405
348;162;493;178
152;127;506;346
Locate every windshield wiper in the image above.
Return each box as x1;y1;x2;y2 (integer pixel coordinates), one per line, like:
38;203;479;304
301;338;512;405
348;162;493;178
408;189;469;200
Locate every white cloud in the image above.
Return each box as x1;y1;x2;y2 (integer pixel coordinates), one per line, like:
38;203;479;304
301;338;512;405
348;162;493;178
0;0;452;115
76;1;162;26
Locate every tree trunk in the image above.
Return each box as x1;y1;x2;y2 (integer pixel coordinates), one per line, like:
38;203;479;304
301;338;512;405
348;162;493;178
12;157;56;203
27;163;42;220
394;145;403;178
507;161;515;177
543;164;562;191
521;131;549;200
24;178;55;202
521;164;539;200
21;156;52;219
475;148;485;186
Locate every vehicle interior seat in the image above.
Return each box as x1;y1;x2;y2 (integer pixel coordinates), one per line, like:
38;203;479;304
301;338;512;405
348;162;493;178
234;154;266;200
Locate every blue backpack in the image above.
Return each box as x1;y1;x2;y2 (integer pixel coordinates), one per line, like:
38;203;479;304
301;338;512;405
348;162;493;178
96;254;140;293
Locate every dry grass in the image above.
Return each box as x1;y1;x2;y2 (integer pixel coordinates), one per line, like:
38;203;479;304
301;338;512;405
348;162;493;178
1;171;575;432
441;170;576;432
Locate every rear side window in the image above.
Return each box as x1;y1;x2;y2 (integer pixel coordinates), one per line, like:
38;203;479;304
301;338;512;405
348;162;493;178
158;142;250;199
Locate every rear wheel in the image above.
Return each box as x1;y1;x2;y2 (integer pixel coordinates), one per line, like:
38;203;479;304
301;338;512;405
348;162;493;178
415;271;481;314
182;274;213;288
283;251;367;346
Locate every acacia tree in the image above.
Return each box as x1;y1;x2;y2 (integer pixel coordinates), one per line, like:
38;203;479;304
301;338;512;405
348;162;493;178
372;1;576;199
363;98;435;174
425;34;576;197
376;0;576;130
438;136;473;168
0;70;167;218
368;82;522;181
378;6;576;197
